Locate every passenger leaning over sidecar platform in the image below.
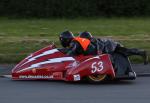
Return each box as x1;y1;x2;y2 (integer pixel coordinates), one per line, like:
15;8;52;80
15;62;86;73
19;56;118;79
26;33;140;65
79;31;148;65
59;31;97;56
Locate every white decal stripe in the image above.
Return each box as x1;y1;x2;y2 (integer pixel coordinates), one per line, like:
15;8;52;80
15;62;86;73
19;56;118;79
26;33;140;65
28;49;59;61
82;56;100;63
17;57;75;73
20;49;59;67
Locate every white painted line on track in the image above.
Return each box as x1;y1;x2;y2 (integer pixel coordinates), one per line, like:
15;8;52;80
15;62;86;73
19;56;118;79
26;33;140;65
0;75;12;78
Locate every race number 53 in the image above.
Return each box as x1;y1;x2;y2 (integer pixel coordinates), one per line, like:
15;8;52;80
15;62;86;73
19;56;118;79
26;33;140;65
91;61;104;73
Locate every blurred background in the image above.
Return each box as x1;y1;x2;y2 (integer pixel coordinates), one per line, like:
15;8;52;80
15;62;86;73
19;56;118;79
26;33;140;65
0;0;150;63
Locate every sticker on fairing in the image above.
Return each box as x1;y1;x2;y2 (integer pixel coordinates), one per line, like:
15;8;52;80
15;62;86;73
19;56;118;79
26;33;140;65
19;75;53;79
73;74;80;81
91;61;104;73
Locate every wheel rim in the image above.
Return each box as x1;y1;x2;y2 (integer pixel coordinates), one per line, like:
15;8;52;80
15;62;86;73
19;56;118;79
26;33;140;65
88;74;106;82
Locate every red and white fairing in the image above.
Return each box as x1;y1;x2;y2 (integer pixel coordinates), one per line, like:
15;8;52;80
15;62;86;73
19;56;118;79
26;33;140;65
12;44;115;81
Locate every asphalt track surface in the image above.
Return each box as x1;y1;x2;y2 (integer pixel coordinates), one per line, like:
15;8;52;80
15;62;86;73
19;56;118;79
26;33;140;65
0;64;150;103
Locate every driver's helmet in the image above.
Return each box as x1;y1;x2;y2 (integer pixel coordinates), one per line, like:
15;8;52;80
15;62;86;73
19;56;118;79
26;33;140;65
79;31;93;40
59;30;74;48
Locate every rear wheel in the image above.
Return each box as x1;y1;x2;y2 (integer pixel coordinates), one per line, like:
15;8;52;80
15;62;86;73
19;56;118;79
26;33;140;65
87;74;107;83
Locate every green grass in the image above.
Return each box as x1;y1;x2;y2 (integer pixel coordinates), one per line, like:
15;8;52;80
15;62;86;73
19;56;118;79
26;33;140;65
0;17;150;63
1;17;150;36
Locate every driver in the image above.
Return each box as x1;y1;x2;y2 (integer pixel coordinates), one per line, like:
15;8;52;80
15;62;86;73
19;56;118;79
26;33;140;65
59;30;97;56
59;30;74;48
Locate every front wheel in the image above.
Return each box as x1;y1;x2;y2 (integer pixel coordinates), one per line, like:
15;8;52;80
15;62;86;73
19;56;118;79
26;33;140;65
86;74;107;83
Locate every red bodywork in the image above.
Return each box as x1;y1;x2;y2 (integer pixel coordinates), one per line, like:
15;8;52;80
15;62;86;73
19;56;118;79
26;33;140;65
12;45;115;81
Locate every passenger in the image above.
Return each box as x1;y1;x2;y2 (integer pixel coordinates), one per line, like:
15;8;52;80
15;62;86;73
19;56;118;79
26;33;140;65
79;31;148;65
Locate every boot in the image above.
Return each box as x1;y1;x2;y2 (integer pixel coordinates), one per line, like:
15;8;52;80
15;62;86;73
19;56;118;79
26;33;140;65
126;48;148;65
140;51;148;65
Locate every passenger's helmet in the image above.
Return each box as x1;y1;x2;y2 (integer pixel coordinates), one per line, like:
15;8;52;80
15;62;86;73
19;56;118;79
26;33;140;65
59;31;74;48
79;31;93;40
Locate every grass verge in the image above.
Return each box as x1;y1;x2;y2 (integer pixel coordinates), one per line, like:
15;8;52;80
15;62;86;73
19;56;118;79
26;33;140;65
0;17;149;63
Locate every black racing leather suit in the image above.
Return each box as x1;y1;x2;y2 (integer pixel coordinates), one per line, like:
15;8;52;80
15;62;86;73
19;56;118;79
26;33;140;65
91;37;144;56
